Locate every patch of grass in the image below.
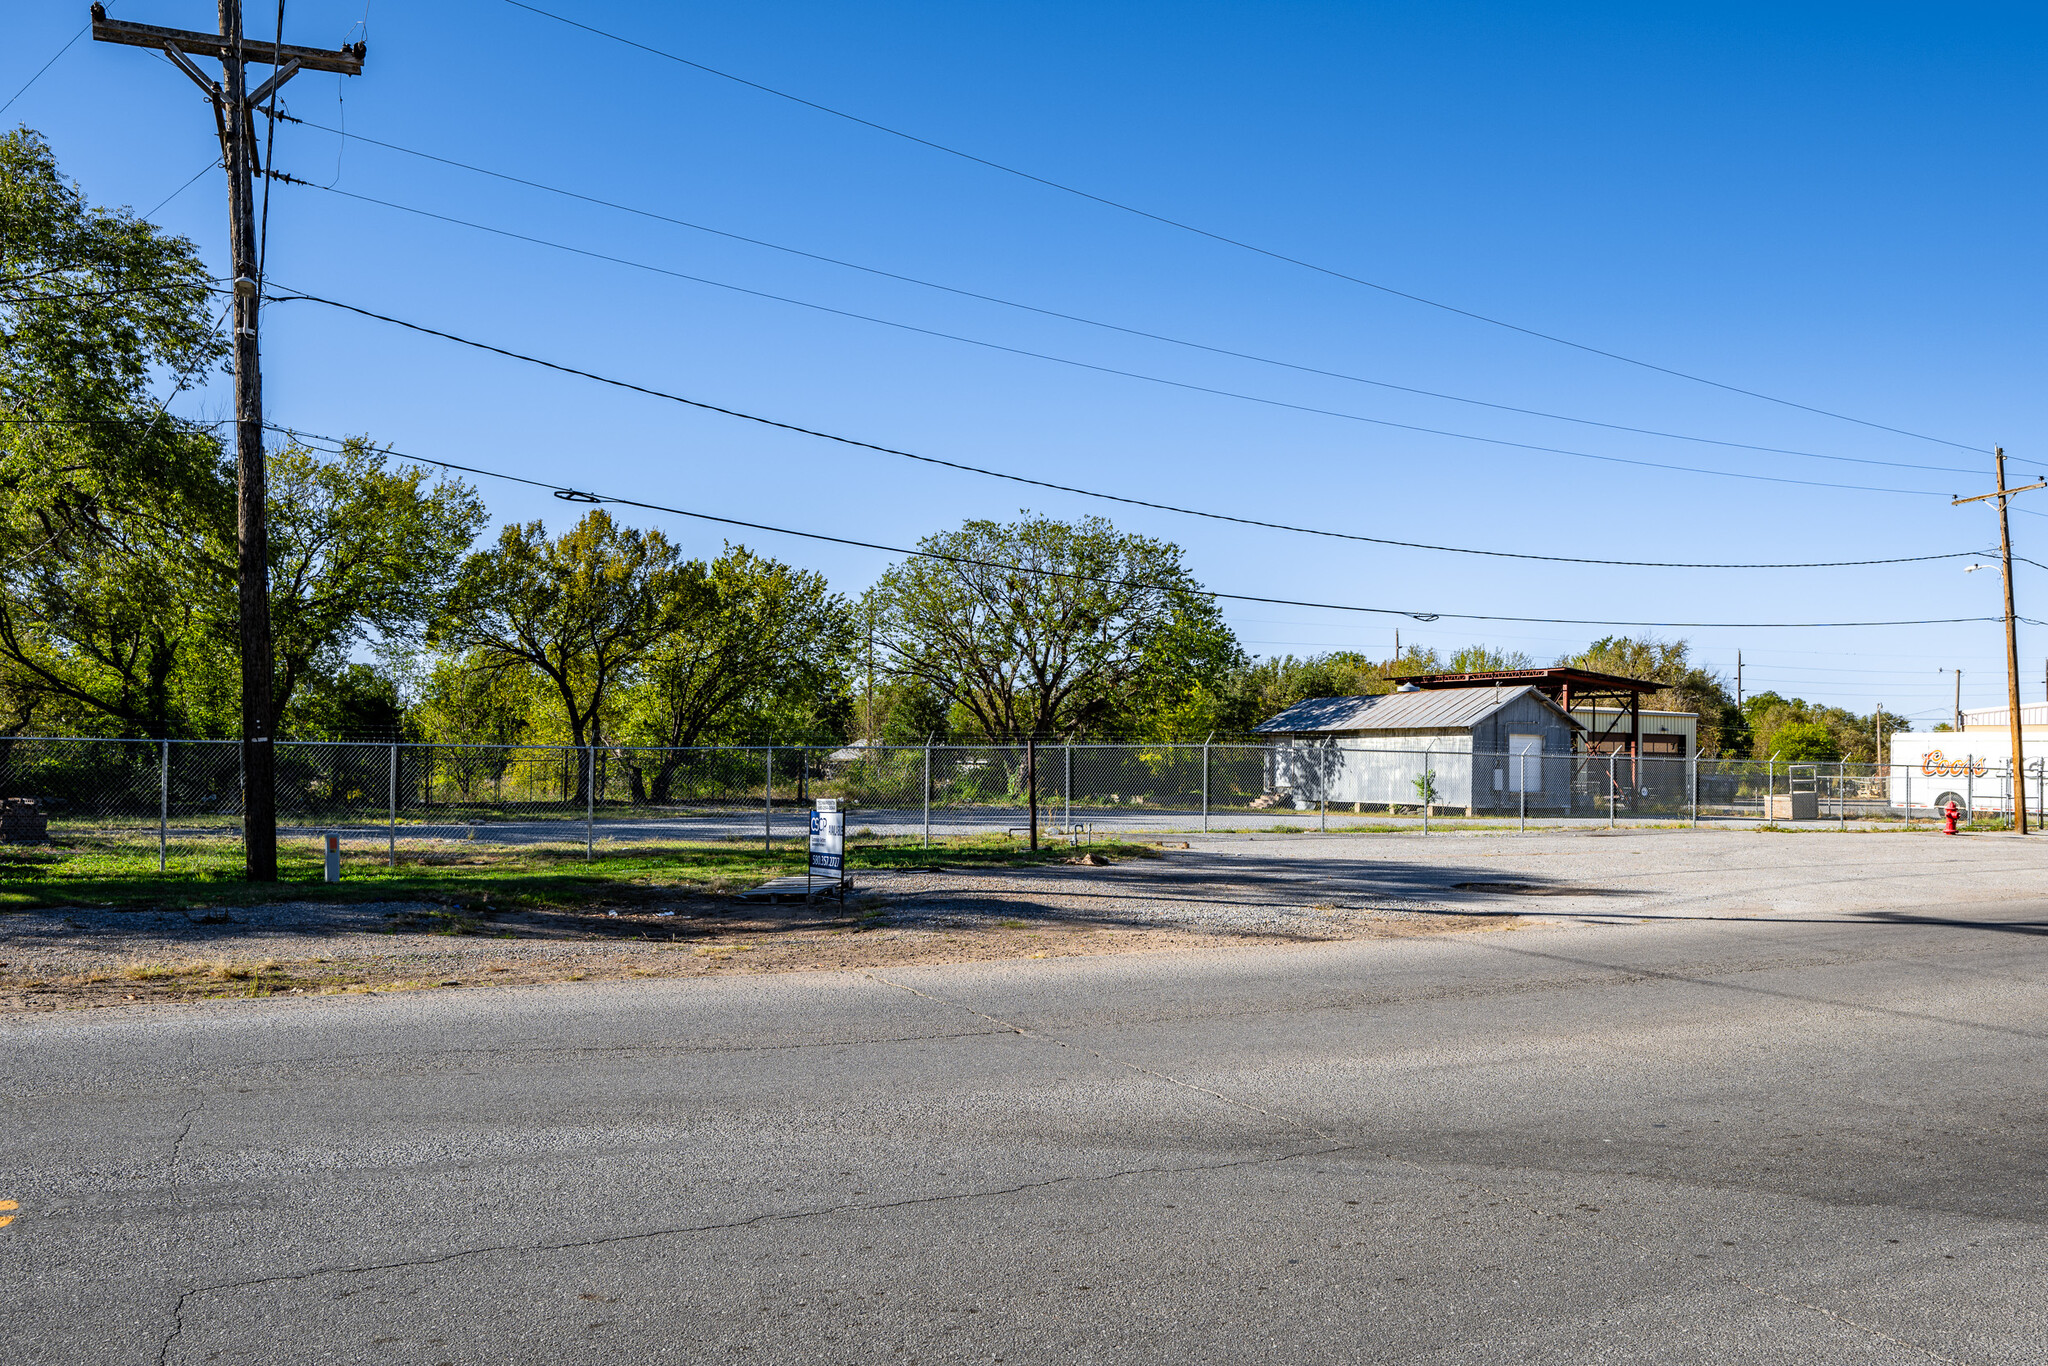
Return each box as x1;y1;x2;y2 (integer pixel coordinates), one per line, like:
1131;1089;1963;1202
2;831;1163;913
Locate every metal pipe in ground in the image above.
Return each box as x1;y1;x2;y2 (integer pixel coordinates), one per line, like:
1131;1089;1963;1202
388;743;398;868
158;738;169;872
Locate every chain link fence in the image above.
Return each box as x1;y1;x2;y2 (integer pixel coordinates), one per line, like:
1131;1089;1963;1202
3;736;2041;876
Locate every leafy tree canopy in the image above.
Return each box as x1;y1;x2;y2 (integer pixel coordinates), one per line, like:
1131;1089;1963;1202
432;510;689;752
867;513;1216;741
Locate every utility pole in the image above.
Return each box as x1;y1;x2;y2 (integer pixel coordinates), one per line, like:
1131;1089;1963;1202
1735;650;1742;710
1953;448;2045;834
91;5;365;879
1955;670;1963;734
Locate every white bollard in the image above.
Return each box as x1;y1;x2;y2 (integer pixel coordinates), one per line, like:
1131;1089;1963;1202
324;832;340;883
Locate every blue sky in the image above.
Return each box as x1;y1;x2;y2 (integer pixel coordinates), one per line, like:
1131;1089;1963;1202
9;1;2047;726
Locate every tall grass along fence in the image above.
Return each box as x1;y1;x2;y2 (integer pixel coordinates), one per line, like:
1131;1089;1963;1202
2;736;2039;875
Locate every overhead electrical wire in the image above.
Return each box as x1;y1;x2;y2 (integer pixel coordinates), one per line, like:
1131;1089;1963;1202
0;21;89;117
265;421;2003;630
264;240;1948;501
275;115;1970;480
268;289;1984;574
499;0;1986;456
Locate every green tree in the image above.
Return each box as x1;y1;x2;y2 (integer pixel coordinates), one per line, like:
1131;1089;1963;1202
0;128;228;737
1104;593;1245;741
621;544;854;800
1769;719;1840;762
432;510;687;757
261;439;486;733
1235;652;1387;724
1447;644;1533;672
866;513;1212;740
1742;690;1901;763
1564;635;1742;756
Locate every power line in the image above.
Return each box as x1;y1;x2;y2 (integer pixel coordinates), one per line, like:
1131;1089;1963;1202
289;186;1958;495
142;159;219;220
268;278;1949;511
269;290;1985;573
499;0;1986;456
0;22;89;117
268;423;2003;630
269;424;2001;630
277;115;1970;480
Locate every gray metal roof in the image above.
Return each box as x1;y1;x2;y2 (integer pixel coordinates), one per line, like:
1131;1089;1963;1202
1254;685;1567;734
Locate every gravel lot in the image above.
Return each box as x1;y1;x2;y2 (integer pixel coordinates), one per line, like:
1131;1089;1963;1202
3;826;2039;1010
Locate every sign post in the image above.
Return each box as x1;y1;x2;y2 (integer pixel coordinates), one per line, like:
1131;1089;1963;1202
808;797;846;902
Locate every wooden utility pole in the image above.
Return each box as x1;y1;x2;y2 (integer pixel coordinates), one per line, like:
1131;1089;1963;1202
1955;670;1963;734
1735;650;1742;710
91;4;365;879
1953;448;2045;834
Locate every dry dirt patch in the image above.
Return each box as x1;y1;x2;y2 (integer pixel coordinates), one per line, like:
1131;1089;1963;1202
0;853;1510;1012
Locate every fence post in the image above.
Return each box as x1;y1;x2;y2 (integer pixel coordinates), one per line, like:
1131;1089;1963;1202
922;739;932;849
1064;744;1073;830
388;744;398;869
1201;738;1211;834
1839;761;1847;829
158;738;169;872
1422;747;1430;837
1609;754;1617;828
1766;759;1774;824
586;744;595;861
764;743;774;853
1689;755;1698;828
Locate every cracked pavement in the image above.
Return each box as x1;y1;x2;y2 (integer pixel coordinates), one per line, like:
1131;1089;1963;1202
3;861;2046;1363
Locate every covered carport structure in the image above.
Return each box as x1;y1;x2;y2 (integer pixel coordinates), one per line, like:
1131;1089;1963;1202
1404;667;1665;810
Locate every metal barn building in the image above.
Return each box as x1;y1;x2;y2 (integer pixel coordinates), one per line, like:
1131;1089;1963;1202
1254;686;1579;814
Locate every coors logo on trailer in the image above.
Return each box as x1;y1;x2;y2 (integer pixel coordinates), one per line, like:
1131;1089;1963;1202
1920;750;1989;779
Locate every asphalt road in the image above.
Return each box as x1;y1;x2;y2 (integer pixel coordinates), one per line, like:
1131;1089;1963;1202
5;897;2046;1363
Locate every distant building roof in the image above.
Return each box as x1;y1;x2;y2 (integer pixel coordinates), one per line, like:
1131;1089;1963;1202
1254;685;1576;735
1962;702;2048;729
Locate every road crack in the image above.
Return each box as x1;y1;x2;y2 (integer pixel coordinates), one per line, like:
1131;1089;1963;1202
158;1145;1339;1311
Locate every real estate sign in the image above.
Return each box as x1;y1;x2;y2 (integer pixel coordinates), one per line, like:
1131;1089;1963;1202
809;798;845;885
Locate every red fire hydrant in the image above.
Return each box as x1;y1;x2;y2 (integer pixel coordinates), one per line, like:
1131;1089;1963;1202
1943;799;1961;835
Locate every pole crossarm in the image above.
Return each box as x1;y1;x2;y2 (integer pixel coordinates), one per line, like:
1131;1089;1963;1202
1953;481;2047;506
89;6;366;76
